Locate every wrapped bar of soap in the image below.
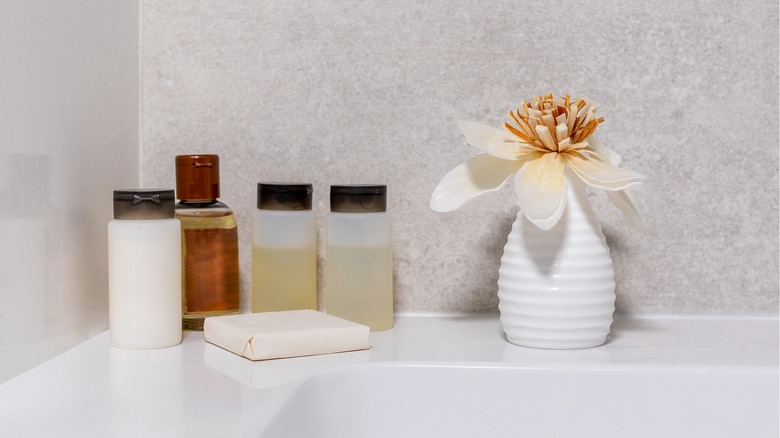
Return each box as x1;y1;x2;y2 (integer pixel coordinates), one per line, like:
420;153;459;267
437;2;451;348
204;310;370;361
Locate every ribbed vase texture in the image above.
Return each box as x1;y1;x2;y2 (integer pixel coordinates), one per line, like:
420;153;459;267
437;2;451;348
497;180;616;349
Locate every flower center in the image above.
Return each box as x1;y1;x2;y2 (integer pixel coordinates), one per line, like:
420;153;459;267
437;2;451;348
503;93;604;153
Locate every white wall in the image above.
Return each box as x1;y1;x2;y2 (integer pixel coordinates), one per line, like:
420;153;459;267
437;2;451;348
0;0;139;382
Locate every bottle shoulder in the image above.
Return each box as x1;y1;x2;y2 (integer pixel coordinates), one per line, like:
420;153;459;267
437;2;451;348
327;211;391;223
108;218;181;233
175;200;234;218
109;218;180;225
176;200;230;209
254;209;315;218
175;201;237;229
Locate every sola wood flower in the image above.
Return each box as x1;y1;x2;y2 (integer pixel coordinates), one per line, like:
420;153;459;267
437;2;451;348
430;94;646;231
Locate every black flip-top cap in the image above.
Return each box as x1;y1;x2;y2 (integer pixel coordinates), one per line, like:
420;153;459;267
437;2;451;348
257;183;313;210
330;185;386;213
113;189;176;219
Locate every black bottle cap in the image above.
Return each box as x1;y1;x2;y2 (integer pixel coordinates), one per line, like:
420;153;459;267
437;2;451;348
257;183;313;211
113;189;176;219
330;185;386;213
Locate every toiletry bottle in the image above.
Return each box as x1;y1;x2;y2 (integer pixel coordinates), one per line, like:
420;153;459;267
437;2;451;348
326;185;393;331
252;183;317;312
175;155;240;330
108;189;182;349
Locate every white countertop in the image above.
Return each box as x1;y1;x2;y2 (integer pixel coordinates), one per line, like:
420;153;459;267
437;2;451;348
0;314;777;437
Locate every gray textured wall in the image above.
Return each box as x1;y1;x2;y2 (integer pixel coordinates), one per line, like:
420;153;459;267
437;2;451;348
141;0;779;315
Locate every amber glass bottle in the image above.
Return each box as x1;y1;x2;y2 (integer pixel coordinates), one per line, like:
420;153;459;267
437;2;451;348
175;155;240;330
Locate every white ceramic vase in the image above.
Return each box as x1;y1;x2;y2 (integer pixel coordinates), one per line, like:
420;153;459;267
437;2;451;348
497;177;616;349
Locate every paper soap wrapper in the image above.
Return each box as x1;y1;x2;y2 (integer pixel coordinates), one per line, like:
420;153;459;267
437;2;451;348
204;310;370;361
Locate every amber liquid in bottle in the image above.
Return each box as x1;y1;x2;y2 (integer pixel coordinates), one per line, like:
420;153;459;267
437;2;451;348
176;202;240;330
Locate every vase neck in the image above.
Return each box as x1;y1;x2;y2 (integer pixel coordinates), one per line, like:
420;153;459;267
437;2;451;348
515;173;600;233
565;171;588;201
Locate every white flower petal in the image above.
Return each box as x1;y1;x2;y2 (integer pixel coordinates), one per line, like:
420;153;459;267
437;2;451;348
458;121;523;160
607;189;646;233
585;136;621;166
514;153;567;230
564;151;645;191
430;153;525;212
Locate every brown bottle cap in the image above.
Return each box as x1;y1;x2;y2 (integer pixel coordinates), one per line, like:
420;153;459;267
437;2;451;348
175;155;220;201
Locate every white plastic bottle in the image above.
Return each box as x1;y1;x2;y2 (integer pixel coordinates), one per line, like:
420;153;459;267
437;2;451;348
108;189;182;349
326;185;393;331
252;183;317;312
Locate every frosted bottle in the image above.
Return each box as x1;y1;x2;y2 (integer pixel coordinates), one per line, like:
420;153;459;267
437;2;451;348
175;154;240;330
326;185;393;331
108;189;182;349
252;183;317;312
